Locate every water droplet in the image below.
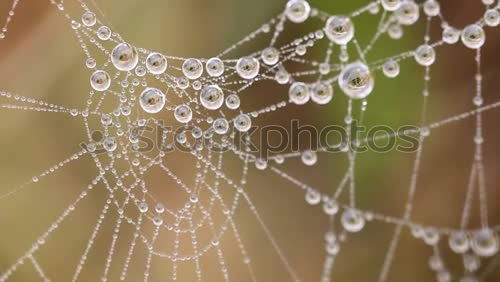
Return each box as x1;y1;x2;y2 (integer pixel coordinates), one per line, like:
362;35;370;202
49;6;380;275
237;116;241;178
301;150;317;166
182;58;203;79
206;57;225;77
414;44;436;66
461;24;486;49
146;52;168;75
97;26;111;40
174;104;193;123
200;85;224;110
234;114;252;132
442;26;460;44
285;0;311;23
383;60;400;78
213;118;229;135
381;0;401;11
341;209;365;232
471;229;499;257
225;94;241;110
325;16;354;45
289;82;310;105
236;57;260;80
111;43;139;71
339;62;374;99
139;88;166;114
448;231;470;254
305;189;321;205
90;70;111;91
261;47;280;65
103;137;117;152
255;158;268;170
423;0;440;17
484;9;500;27
81;11;96;27
396;1;420;26
311;81;333;104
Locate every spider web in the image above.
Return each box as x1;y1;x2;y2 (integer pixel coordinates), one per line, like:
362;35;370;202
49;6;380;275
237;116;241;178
1;0;500;281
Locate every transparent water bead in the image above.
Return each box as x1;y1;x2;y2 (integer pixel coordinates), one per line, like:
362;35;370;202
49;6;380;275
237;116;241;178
81;12;96;27
103;137;117;152
200;85;224;110
101;114;112;126
388;23;403;39
236;57;260;80
381;0;401;11
301;150;317;166
442;26;460;44
305;189;321;205
139;88;166;114
174;104;193;123
261;47;280;65
323;199;339;215
138;202;148;213
90;70;111;91
423;0;440;17
414;44;436;66
289;82;310;105
339;62;374;99
383;60;400;78
448;231;470;254
275;69;291;84
97;26;111;40
225;94;240;110
255;158;268;170
325;16;354;45
285;0;311;23
311;81;333;104
146;52;168;75
206;57;225;77
182;58;203;80
471;229;499;257
213;118;229;135
234;114;252;132
461;24;486;49
396;1;420;26
485;9;500;27
341;209;365;232
111;43;139;71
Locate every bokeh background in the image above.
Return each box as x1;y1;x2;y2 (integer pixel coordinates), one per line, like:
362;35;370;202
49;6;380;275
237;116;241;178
0;0;500;281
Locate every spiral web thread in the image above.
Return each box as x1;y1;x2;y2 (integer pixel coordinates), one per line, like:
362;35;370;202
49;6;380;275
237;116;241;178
1;0;500;281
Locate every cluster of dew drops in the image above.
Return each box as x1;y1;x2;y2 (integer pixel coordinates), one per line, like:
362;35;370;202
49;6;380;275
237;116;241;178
77;0;500;280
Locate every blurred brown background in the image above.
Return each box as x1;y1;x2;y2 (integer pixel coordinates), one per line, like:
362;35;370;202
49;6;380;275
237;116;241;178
0;0;500;281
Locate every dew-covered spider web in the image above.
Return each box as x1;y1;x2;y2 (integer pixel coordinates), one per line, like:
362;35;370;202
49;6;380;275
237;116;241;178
1;0;500;281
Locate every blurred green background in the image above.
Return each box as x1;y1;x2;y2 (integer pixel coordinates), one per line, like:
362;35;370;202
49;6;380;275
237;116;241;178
0;0;500;281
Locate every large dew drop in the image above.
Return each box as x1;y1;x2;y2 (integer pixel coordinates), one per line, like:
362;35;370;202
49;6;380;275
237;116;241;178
90;70;111;91
285;0;311;23
146;52;168;75
461;24;486;49
174;104;193;123
236;57;260;80
200;85;224;110
341;209;365;233
234;114;252;132
471;229;499;257
325;16;355;45
289;82;310;105
396;1;420;26
111;43;139;71
206;57;225;77
182;58;203;80
139;88;166;114
338;62;374;99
